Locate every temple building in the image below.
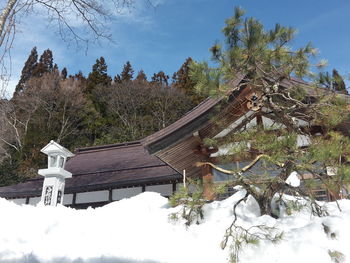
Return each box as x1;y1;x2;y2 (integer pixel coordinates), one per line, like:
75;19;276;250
0;75;349;207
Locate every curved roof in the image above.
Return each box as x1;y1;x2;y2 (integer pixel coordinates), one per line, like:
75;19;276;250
0;142;181;198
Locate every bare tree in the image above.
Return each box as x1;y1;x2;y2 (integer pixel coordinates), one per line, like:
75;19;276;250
24;71;87;142
1;70;84;147
102;81;156;141
0;0;144;85
0;88;40;159
149;84;193;129
96;80;193;142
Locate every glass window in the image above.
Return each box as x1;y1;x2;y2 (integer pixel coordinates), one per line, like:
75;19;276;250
212;160;281;182
212;162;236;182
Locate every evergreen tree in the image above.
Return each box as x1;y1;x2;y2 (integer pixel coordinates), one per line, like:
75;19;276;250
61;67;68;80
191;7;350;217
135;70;147;83
32;49;54;77
120;61;134;82
172;57;203;104
86;57;112;94
114;74;122;84
14;47;38;95
85;57;111;140
332;69;348;94
318;69;348;94
151;71;169;87
73;71;85;82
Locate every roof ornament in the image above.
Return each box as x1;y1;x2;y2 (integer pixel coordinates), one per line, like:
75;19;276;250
38;140;74;206
246;92;263;111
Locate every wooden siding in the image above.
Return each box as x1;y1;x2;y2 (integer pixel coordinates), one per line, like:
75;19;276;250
153;87;257;179
155;136;207;179
199;86;255;139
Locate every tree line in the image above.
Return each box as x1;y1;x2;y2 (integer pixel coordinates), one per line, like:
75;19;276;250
0;47;204;186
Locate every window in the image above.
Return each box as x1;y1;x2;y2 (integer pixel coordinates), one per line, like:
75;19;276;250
212;160;281;182
312;189;329;201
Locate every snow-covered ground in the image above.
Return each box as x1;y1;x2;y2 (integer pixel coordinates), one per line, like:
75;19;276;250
0;190;349;263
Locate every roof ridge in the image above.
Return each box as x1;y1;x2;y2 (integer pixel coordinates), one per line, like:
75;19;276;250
75;141;141;153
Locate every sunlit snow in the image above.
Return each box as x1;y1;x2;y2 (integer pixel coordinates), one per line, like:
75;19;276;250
0;190;349;263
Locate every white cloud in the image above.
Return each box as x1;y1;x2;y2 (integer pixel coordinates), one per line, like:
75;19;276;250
1;0;169;97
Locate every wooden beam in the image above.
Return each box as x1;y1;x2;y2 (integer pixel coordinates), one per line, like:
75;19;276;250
72;193;76;206
109;188;113;202
202;164;215;200
256;114;263;129
172;182;177;194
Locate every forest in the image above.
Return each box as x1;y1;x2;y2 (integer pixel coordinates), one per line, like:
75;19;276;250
0;48;204;186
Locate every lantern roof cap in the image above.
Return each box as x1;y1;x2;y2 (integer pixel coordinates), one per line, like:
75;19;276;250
41;140;74;157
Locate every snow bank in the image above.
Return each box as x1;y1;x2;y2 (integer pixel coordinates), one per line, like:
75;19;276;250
0;191;349;263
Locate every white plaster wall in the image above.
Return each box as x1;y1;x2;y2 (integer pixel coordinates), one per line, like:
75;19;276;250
29;197;41;205
11;198;26;205
112;187;142;201
146;184;173;196
214;111;255;138
175;183;196;194
262;116;285;129
76;190;109;204
176;183;183;192
63;194;73;205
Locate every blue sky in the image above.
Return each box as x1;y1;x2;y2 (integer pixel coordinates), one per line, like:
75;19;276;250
7;0;350;95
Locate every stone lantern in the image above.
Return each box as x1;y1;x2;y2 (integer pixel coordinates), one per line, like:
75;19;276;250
38;140;74;206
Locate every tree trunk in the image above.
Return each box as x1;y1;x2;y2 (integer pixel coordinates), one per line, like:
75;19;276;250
256;161;294;216
0;0;17;45
256;196;273;216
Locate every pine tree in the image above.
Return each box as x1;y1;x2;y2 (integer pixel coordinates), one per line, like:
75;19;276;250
14;47;38;95
120;61;134;82
332;69;348;94
318;69;348;94
192;7;350;216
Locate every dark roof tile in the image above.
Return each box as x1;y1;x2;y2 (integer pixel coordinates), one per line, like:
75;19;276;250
0;142;181;198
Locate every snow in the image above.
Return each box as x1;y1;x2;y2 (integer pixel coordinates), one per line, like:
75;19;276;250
0;191;350;263
285;171;301;187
